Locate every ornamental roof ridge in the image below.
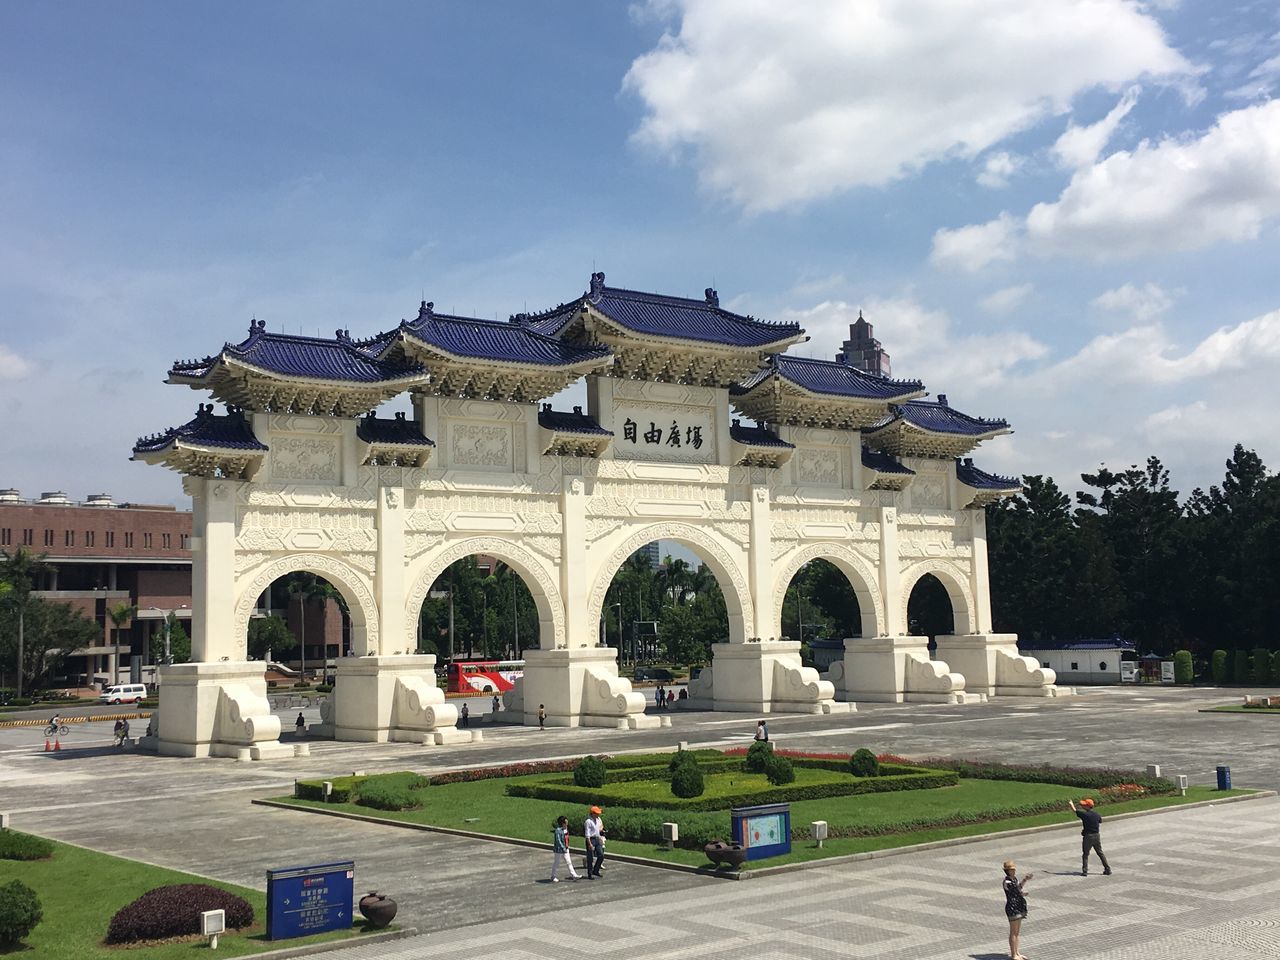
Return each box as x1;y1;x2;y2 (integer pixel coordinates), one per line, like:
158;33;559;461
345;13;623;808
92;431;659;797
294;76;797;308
132;403;267;454
895;396;1011;433
732;353;925;398
391;300;613;368
955;457;1020;489
587;276;802;334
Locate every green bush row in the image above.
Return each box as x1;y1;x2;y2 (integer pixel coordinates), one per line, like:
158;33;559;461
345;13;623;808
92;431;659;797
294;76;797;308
294;772;429;809
294;775;360;803
1210;648;1280;683
919;759;1175;794
507;769;958;812
0;831;54;861
606;808;730;848
790;798;1076;840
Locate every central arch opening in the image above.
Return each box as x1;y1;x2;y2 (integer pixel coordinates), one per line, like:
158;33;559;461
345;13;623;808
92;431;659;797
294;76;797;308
597;541;731;680
248;571;351;683
907;573;955;643
781;558;863;669
413;554;541;662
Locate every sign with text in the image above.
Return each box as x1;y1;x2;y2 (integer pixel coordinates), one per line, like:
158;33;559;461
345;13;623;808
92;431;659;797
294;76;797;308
612;403;715;464
266;861;354;940
731;802;791;861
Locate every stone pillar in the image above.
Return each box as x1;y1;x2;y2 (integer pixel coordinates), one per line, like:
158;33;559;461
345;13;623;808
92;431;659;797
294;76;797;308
747;485;773;641
190;478;238;663
560;476;589;649
879;506;903;636
969;509;993;634
374;484;404;655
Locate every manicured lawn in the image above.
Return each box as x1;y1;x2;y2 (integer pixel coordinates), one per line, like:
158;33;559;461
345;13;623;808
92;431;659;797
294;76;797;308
0;837;382;958
540;766;852;807
271;769;1251;870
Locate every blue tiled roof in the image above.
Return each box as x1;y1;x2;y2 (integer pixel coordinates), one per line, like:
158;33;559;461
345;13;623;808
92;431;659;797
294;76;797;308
389;302;612;367
730;421;794;449
862;446;914;475
733;354;924;400
538;405;612;435
530;273;804;350
955;458;1019;490
869;397;1010;437
133;404;267;454
1019;639;1135;652
170;321;425;384
357;412;434;446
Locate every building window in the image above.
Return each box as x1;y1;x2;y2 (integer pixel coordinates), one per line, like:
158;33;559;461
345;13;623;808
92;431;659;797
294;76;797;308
180;534;189;549
0;528;9;546
43;529;54;547
162;533;171;548
1099;661;1108;671
23;529;33;545
65;530;74;547
105;531;114;547
143;533;153;548
85;531;95;547
1070;661;1079;671
124;532;134;548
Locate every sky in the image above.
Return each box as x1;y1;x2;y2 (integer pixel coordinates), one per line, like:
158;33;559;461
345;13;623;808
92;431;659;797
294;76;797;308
3;0;1280;508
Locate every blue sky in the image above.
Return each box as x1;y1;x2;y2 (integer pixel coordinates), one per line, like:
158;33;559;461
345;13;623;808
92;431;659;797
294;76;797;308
3;1;1280;506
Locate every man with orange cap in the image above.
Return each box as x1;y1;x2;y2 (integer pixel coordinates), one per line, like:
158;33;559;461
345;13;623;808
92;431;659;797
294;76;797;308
1068;797;1112;876
584;805;606;879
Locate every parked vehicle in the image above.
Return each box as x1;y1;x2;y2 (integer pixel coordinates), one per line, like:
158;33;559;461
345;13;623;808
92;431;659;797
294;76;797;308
98;683;146;705
633;666;675;683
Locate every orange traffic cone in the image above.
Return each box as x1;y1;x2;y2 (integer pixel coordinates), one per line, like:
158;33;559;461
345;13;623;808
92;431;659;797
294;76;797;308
44;739;51;752
53;739;61;751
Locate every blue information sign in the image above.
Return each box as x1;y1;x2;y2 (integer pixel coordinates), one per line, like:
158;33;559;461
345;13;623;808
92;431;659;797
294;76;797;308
731;803;791;861
266;861;355;940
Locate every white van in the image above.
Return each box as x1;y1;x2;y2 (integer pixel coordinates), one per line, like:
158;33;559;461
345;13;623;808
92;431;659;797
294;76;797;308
99;684;146;704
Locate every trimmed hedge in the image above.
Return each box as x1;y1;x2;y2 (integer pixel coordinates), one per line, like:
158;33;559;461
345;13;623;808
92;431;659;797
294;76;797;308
1252;647;1271;684
606;809;730;849
1233;649;1249;683
295;775;359;803
507;767;958;812
790;798;1076;840
105;884;254;945
429;759;579;784
1173;650;1193;684
1211;649;1228;682
0;880;41;947
0;830;54;861
573;756;608;788
901;758;1176;794
850;748;880;777
355;772;430;811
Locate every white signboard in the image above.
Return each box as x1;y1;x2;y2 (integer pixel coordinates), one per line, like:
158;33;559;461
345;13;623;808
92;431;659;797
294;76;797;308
612;403;716;464
1160;661;1175;683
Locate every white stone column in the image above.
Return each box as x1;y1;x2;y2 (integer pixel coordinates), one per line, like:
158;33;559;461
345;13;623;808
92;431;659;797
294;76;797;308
969;508;993;634
879;506;903;636
560;476;589;648
748;485;773;640
374;484;404;655
586;377;615;459
190;478;238;663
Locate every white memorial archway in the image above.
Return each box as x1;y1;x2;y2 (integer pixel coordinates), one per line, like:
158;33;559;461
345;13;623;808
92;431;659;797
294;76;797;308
133;274;1057;758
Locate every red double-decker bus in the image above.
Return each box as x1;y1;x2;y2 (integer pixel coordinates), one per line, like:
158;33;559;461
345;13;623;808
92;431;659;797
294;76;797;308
446;659;524;694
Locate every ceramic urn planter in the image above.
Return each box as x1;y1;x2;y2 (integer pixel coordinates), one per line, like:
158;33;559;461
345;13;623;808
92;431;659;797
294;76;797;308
358;891;398;928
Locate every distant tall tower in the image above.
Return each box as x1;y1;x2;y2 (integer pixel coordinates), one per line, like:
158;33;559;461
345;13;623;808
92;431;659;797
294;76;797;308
836;311;891;378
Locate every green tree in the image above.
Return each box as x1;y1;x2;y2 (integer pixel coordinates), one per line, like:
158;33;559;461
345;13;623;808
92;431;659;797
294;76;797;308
149;613;191;665
248;614;296;661
0;597;95;690
107;602;137;687
0;548;55;698
286;573;344;675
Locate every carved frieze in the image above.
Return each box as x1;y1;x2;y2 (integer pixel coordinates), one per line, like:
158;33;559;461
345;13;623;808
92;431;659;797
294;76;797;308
795;447;842;486
271;436;340;483
449;422;512;470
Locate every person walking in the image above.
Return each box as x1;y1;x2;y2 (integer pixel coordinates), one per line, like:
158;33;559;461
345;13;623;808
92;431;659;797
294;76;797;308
550;815;579;882
667;688;677;709
754;719;769;742
121;718;130;744
655;684;664;710
1002;859;1032;960
1069;797;1112;876
295;712;306;737
492;693;501;714
538;704;547;730
460;702;470;728
584;806;605;878
113;718;125;748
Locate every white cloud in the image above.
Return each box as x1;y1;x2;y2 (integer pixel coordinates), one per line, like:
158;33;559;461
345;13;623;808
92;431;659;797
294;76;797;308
937;100;1280;266
1090;282;1177;321
1027;99;1280;257
976;152;1024;189
1051;86;1140;169
0;345;32;380
980;284;1034;314
1227;53;1280;100
930;212;1022;272
624;0;1192;212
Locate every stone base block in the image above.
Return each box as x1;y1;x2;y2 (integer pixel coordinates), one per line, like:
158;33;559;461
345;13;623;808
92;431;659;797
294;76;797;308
827;636;969;704
691;641;840;713
332;654;461;742
628;714;664;730
514;647;648;728
934;634;1063;698
151;661;287;760
421;728;479;746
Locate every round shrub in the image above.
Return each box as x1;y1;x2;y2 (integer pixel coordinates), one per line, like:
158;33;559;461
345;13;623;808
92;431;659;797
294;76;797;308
8;698;32;707
668;749;699;774
1232;650;1250;683
849;748;880;777
106;884;253;945
1173;650;1193;684
0;880;42;947
764;754;795;786
744;740;773;773
355;772;430;811
573;756;608;788
671;762;705;798
0;830;54;861
315;683;333;693
1211;649;1228;682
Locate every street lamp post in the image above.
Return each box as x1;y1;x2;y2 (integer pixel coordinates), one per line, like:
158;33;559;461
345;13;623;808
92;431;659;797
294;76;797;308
150;605;188;683
612;602;623;658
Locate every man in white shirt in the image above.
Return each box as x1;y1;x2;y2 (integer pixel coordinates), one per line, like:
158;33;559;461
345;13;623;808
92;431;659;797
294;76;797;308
584;805;605;878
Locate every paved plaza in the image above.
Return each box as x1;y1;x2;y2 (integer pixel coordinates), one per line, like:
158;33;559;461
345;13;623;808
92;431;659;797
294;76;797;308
3;685;1279;958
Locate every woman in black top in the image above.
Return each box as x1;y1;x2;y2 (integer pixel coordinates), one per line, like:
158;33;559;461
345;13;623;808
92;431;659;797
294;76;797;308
1002;859;1032;960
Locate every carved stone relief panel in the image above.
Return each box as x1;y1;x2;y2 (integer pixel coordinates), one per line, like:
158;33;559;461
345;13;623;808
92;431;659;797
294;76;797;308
912;476;947;508
448;422;513;471
794;447;842;486
271;435;340;483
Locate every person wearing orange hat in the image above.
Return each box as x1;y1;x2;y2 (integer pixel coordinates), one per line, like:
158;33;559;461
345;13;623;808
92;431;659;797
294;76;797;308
584;805;606;879
1068;797;1112;876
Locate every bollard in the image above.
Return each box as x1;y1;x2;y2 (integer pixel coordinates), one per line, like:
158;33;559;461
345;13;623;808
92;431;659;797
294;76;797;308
323;780;334;801
0;812;9;830
1176;774;1188;796
812;820;828;849
662;822;679;850
1216;766;1231;791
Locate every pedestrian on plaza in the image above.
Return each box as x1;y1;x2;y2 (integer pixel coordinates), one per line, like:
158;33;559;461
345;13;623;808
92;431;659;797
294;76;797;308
584;806;605;878
550;815;579;882
1002;860;1032;960
121;718;130;743
655;684;664;710
113;718;125;748
667;688;677;709
295;712;305;737
460;702;470;728
754;719;769;742
538;704;547;730
1069;798;1112;876
678;687;688;701
492;694;501;714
